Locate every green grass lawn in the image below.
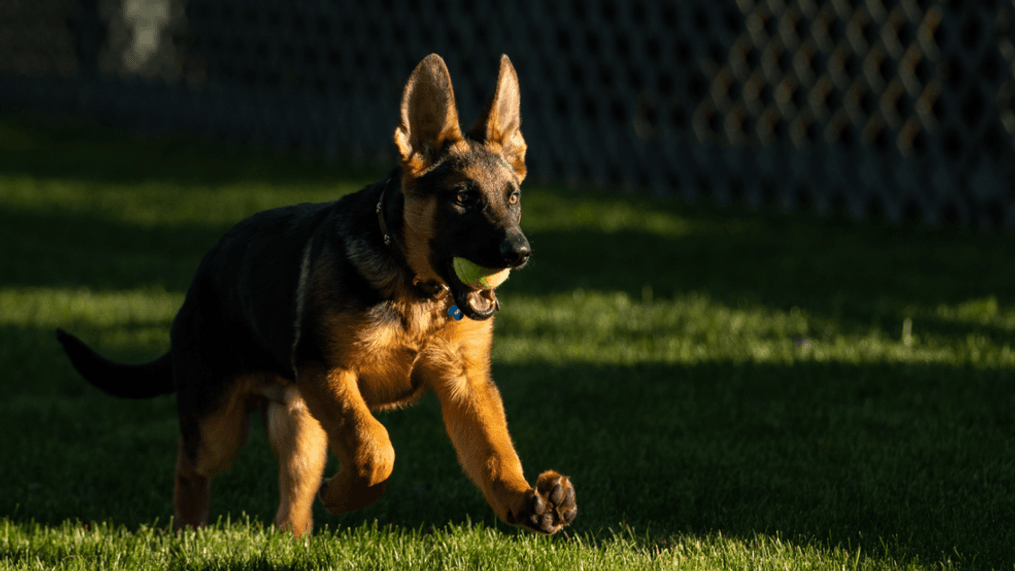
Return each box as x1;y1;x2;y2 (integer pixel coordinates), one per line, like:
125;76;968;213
1;112;1013;570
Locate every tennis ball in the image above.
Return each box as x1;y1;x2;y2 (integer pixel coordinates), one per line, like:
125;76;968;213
453;257;510;289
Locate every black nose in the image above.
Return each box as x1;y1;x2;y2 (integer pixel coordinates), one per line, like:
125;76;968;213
500;231;531;267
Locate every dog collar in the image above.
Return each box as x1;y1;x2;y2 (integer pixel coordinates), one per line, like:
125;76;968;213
376;179;449;300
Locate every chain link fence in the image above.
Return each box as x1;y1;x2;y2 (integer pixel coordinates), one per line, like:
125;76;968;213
2;0;1013;229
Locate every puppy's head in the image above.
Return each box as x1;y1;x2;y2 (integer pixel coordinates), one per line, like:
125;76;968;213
393;54;529;320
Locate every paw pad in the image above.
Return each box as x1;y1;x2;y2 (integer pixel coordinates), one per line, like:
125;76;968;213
520;471;577;534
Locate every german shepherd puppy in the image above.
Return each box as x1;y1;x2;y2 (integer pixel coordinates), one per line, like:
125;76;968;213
56;54;576;536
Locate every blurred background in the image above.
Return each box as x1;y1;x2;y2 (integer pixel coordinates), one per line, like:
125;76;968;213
3;0;1014;230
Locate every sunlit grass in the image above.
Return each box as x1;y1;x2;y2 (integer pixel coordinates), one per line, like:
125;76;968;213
494;290;1015;368
0;287;181;328
0;518;937;571
0;174;361;229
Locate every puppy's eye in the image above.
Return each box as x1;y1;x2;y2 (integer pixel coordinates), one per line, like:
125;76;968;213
455;191;469;205
508;193;519;205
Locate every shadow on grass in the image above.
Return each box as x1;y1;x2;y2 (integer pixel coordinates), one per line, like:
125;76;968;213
403;360;1013;569
0;208;222;293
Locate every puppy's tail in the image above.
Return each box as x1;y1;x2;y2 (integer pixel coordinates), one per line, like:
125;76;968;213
56;328;174;399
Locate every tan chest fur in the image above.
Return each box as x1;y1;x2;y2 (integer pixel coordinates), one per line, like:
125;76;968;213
320;298;449;410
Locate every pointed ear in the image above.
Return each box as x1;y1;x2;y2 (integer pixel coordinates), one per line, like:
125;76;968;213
394;54;464;176
468;54;527;181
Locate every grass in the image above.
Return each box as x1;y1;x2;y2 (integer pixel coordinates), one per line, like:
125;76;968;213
0;111;1013;570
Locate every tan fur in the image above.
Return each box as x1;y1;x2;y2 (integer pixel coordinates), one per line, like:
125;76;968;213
401;190;441;286
173;436;212;529
266;386;328;536
299;363;395;514
414;318;533;522
173;374;258;529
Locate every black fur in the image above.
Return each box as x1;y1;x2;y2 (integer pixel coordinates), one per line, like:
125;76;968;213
56;178;395;402
56;329;173;398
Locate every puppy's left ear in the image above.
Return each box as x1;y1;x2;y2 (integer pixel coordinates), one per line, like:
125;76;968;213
469;54;527;182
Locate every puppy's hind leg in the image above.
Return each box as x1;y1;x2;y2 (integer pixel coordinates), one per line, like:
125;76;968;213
266;387;329;537
173;435;212;530
173;376;254;531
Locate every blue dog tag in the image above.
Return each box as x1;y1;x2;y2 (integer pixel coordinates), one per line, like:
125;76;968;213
448;305;463;320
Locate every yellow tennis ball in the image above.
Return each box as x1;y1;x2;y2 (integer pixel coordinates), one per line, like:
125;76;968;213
453;257;511;289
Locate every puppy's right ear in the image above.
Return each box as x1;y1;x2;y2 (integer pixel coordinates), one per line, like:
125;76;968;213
394;54;464;176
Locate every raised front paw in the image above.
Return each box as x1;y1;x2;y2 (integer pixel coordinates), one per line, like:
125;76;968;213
513;470;576;534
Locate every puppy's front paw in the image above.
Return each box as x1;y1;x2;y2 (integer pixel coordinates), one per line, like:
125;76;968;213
512;471;576;534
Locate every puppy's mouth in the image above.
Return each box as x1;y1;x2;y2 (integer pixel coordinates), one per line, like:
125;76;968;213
444;259;502;321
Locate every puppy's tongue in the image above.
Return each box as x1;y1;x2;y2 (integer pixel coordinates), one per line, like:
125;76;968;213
465;288;497;318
